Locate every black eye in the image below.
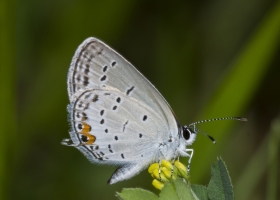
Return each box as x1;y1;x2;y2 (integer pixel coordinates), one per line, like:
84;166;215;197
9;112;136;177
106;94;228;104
182;126;195;140
183;128;190;140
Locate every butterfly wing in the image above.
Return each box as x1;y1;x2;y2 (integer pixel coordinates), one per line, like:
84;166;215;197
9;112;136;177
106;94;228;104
64;37;180;183
68;88;166;164
67;37;179;136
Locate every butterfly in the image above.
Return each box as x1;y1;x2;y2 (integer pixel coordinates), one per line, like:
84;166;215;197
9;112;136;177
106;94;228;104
61;37;246;184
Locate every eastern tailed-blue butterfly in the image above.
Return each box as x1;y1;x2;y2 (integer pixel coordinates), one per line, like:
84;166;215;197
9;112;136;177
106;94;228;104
61;37;246;184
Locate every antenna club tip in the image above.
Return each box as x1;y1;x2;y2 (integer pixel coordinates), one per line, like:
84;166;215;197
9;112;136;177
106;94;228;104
238;117;247;121
213;141;216;144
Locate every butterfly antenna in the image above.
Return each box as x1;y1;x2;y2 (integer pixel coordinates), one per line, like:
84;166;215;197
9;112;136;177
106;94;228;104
195;128;216;144
189;117;247;127
189;117;247;144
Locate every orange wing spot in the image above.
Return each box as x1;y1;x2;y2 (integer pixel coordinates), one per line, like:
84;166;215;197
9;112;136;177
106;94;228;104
85;134;96;145
81;123;92;133
81;122;96;145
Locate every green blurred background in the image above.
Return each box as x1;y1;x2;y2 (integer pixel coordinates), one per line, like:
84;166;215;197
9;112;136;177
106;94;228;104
1;0;280;199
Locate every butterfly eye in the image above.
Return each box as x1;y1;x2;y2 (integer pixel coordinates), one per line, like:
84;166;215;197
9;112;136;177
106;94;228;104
182;126;195;141
183;129;190;140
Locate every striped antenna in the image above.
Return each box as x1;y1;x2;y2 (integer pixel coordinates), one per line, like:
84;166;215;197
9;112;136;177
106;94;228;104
189;117;247;127
195;128;216;144
188;117;247;144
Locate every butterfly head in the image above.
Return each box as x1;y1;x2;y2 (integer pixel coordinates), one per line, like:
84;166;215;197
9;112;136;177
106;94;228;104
180;125;197;146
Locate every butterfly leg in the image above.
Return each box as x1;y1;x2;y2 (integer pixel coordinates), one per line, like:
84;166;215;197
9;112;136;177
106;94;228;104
170;152;180;177
171;158;175;176
158;143;169;182
158;159;162;182
177;148;194;172
185;149;193;172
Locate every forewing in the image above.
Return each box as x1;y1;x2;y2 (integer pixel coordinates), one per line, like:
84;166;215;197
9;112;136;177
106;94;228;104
67;37;179;136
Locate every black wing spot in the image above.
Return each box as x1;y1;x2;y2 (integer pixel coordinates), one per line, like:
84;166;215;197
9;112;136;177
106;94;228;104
121;154;125;159
116;97;121;103
112;105;117;110
108;144;113;153
84;93;91;99
100;110;104;116
91;44;103;55
83;76;89;86
141;155;143;157
111;61;116;67
123;120;128;132
81;135;88;142
84;68;89;74
84;102;89;110
97;49;103;55
105;129;108;133
84;64;90;74
100;119;105;124
78;124;83;130
115;136;118;140
143;115;147;121
103;65;108;72
81;54;87;60
100;75;107;81
76;75;81;82
88;54;94;62
92;95;99;102
82;112;88;120
126;86;135;95
95;145;99;150
139;133;143;138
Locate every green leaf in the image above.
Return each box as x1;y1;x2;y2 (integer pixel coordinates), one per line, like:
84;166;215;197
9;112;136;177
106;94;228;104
159;179;198;200
207;158;233;200
191;184;209;200
116;188;158;200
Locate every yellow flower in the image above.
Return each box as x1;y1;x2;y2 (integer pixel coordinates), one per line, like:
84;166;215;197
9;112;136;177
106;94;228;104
148;163;159;174
161;160;172;170
152;179;164;190
161;167;172;179
175;160;190;180
148;160;190;190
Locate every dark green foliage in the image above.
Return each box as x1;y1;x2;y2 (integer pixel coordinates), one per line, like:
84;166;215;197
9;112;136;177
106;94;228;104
118;158;235;200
